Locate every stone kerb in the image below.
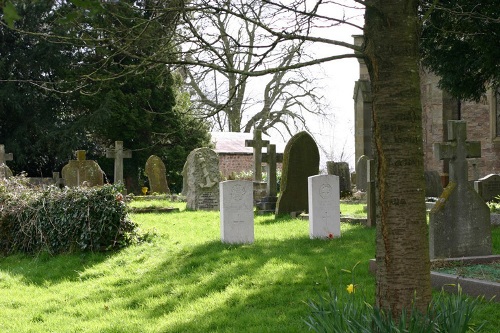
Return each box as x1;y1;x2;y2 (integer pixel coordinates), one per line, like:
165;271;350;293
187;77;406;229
144;155;170;194
184;148;220;211
220;180;254;244
429;120;492;259
308;175;340;239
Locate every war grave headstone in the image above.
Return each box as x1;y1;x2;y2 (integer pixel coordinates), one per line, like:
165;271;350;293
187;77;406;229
256;143;283;214
424;170;443;198
474;174;500;202
308;175;340;239
220;180;254;244
184;147;220;210
429;120;492;259
366;159;376;227
144;155;170;194
106;141;132;185
0;144;13;179
275;131;320;216
245;129;269;203
61;150;104;187
355;155;369;191
327;161;352;197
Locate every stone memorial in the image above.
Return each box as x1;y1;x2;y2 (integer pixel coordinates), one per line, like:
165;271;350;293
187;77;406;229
308;175;340;239
106;141;132;185
474;174;500;202
61;150;104;187
429;120;492;259
144;155;170;194
327;161;351;197
256;143;283;214
0;144;13;179
276;131;320;215
355;155;369;191
424;170;443;198
245;129;269;203
184;147;220;210
220;180;254;244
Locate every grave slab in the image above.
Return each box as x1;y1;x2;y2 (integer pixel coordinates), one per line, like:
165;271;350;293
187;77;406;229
308;175;340;239
220;180;254;244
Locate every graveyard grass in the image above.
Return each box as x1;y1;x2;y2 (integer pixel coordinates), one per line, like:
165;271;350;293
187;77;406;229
0;202;499;332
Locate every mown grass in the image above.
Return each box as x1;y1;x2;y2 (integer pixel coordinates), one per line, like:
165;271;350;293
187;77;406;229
0;201;498;332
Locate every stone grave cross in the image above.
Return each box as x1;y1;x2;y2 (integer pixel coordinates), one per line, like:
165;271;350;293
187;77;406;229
433;121;481;184
106;141;132;184
245;129;269;182
429;120;491;259
262;144;283;198
0;144;13;179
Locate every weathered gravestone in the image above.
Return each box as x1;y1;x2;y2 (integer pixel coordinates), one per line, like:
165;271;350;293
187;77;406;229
308;175;340;239
144;155;170;194
220;180;254;244
474;174;500;202
245;129;269;203
429;120;492;259
61;150;104;187
327;161;352;197
106;141;132;185
355;155;369;191
0;144;13;179
424;170;444;198
184;148;220;210
276;131;320;215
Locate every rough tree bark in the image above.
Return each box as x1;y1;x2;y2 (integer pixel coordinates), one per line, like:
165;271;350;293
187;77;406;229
364;0;432;314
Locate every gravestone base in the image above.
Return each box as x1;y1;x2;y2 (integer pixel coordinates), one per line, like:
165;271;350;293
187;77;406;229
253;181;267;204
429;182;492;259
256;196;278;215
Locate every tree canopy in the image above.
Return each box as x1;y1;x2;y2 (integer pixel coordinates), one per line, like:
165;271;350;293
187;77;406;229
421;0;500;101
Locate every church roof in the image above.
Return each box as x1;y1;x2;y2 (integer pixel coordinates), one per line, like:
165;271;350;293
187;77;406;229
210;132;286;155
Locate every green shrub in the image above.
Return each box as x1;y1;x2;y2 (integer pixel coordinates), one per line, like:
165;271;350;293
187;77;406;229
0;177;138;255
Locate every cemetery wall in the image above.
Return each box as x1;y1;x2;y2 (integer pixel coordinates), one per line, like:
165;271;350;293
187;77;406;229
421;71;500;180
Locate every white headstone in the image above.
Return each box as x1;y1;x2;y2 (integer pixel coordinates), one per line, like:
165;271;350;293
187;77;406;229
220;180;254;244
308;175;341;239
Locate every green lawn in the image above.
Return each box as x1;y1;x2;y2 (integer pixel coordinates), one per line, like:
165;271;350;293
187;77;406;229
0;201;498;332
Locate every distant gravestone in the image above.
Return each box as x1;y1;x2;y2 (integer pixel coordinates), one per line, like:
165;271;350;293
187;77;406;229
327;161;351;197
474;174;500;202
61;150;104;187
220;180;254;244
256;144;283;213
184;148;220;210
429;120;492;259
245;129;269;182
144;155;170;194
276;131;320;215
355;155;369;191
106;141;132;185
308;175;340;239
424;170;443;198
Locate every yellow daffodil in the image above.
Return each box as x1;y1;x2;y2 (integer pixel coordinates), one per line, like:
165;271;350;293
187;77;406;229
346;284;355;294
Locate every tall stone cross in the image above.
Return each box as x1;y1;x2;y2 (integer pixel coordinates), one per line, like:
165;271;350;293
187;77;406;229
106;141;132;185
433;120;481;184
0;144;13;178
262;144;283;198
245;129;269;182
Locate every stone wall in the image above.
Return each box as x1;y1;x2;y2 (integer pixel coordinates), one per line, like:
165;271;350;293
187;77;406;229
218;153;282;179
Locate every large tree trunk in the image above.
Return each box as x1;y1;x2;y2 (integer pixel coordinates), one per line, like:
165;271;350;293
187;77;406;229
364;0;432;315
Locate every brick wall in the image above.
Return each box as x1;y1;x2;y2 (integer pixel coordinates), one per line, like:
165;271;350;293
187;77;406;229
421;71;500;180
218;153;282;179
